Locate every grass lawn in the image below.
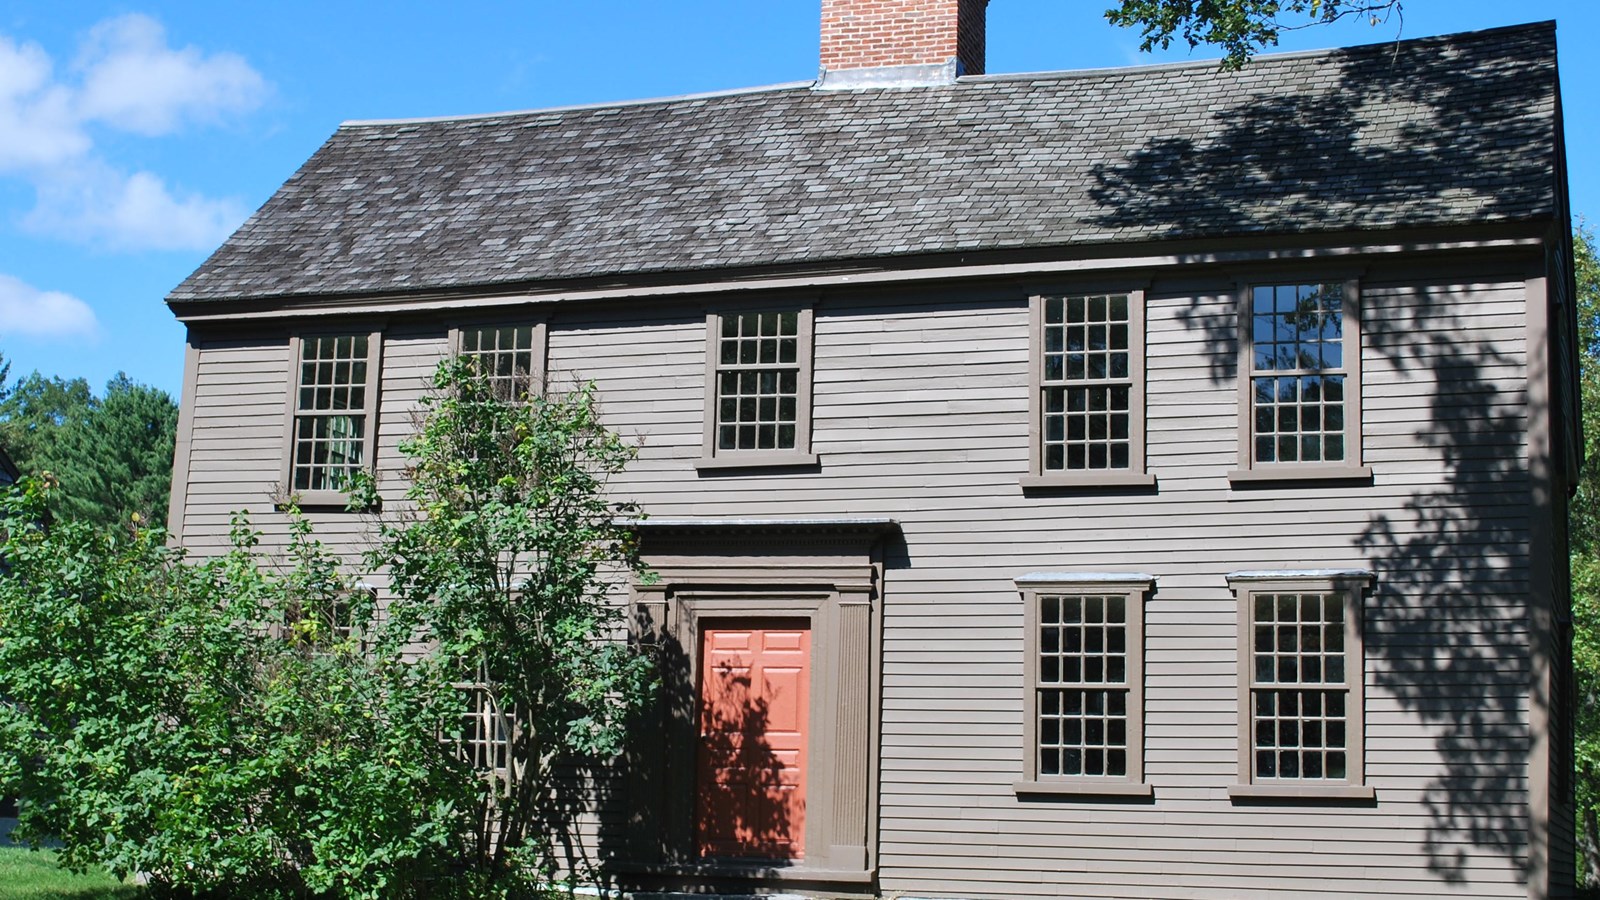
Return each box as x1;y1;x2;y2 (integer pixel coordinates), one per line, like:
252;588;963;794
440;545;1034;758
0;846;142;899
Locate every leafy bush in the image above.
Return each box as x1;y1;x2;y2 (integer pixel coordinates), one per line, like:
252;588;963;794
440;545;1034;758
0;363;654;897
0;479;467;898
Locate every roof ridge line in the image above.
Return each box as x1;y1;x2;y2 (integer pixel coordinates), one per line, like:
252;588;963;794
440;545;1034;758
339;79;818;128
338;20;1556;128
962;18;1556;85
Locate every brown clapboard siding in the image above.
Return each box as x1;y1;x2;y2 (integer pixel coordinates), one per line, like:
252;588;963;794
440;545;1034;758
178;337;291;542
166;261;1545;898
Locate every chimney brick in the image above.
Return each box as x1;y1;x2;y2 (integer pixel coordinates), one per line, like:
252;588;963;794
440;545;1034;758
820;0;988;76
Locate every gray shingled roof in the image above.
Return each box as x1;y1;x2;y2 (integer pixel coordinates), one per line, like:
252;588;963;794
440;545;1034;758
169;21;1558;305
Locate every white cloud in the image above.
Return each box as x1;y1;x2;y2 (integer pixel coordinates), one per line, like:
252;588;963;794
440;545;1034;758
0;273;99;339
26;164;248;252
0;35;90;172
74;14;267;136
0;14;267;251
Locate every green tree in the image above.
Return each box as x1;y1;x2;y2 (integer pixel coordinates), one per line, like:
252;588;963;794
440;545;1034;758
0;372;92;473
1105;0;1404;68
0;372;177;528
1572;224;1600;884
353;360;656;887
42;374;178;528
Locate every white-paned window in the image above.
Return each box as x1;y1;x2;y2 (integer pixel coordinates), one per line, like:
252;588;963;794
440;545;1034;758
1234;279;1366;482
458;324;543;403
1025;291;1151;488
1015;574;1152;796
701;308;815;467
286;331;381;503
1228;572;1372;800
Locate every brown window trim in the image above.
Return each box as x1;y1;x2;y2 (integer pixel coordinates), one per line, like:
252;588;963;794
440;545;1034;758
449;319;548;402
1014;572;1153;798
698;305;818;472
1230;276;1367;485
1227;570;1374;803
279;327;383;509
1025;289;1152;490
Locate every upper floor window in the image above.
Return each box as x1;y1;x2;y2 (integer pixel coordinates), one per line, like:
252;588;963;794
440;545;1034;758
1014;574;1152;797
456;323;544;403
1024;291;1151;489
1227;571;1373;801
1233;279;1368;482
285;331;381;504
700;307;816;469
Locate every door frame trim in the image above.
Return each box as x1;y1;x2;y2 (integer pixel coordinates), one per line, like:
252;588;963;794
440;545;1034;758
627;519;892;885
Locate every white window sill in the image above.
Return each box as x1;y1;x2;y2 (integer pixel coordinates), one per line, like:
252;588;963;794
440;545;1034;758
1228;782;1374;802
1019;472;1157;490
696;451;819;472
1228;464;1372;485
1014;779;1153;798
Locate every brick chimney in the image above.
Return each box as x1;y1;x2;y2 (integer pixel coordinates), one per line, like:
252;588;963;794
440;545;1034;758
816;0;989;89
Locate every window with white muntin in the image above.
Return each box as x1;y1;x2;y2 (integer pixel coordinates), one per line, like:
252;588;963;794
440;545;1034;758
1233;279;1369;482
700;307;816;468
1015;574;1152;797
1024;291;1151;489
284;330;381;505
1228;571;1373;801
455;323;544;403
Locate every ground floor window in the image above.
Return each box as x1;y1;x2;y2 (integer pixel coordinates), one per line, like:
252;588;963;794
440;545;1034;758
1227;570;1373;800
1014;573;1152;797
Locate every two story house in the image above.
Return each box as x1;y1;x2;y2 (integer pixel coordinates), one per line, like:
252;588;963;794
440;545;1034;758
163;3;1578;898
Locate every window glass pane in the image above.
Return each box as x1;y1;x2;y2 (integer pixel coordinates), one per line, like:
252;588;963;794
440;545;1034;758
1046;325;1065;354
1253;286;1274;315
1321;341;1343;370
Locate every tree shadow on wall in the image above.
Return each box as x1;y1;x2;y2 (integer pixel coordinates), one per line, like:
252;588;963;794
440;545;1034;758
1084;29;1561;886
597;615;798;889
693;666;801;864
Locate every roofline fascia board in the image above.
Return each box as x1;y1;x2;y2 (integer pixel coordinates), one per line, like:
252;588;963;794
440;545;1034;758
168;231;1546;324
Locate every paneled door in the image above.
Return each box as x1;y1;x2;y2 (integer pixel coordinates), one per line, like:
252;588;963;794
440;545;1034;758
695;621;811;859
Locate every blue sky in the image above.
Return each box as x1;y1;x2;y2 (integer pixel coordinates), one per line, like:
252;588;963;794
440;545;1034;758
0;1;1594;398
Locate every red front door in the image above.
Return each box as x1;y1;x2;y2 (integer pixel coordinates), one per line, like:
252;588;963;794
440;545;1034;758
695;621;810;859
